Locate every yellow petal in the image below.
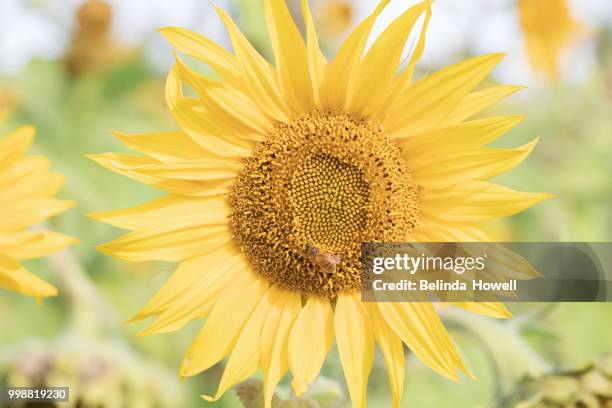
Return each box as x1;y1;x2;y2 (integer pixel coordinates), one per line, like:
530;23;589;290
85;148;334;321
366;304;405;408
0;231;75;260
0;252;57;298
142;258;250;335
477;243;540;280
301;0;327;105
400;116;524;158
518;0;581;81
289;297;334;395
349;1;430;116
264;0;314;112
377;301;470;381
89;195;228;231
383;53;506;137
134;160;240;181
260;287;301;408
387;2;432;96
97;224;230;262
180;275;267;377
321;0;390;110
410;138;540;189
214;6;291;122
165;67;253;158
113;130;222;163
129;245;239;321
335;293;374;408
203;285;280;402
0;156;49;188
0;171;64;204
86;153;160;184
448;302;512;319
0;125;34;169
87;153;232;197
0;231;41;247
421;181;551;221
0;198;74;232
158;26;242;87
440;85;526;127
174;55;272;136
411;217;491;242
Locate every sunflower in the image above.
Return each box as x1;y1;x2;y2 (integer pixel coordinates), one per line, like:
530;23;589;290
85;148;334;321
0;113;75;300
312;0;354;41
90;0;549;406
517;0;582;81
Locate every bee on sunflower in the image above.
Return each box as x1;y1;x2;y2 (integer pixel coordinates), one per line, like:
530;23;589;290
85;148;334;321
0;113;75;301
89;1;549;406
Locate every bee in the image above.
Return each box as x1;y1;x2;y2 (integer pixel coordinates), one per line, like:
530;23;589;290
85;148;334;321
304;243;342;273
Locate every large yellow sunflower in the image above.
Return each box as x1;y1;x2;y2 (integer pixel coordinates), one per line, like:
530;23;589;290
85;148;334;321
0;114;75;300
90;1;549;406
517;0;582;81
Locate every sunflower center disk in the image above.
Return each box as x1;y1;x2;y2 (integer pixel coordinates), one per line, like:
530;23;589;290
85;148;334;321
289;154;368;250
229;111;421;298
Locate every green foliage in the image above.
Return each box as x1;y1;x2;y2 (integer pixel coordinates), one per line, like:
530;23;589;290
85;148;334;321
1;5;612;407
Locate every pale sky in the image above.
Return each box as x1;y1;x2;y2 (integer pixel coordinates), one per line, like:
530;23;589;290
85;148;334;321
1;0;611;84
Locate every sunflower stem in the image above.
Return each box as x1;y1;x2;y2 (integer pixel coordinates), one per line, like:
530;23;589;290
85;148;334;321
47;247;120;338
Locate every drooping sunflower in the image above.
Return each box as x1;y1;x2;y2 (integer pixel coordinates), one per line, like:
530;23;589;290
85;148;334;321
0;114;75;300
90;0;549;406
517;0;582;81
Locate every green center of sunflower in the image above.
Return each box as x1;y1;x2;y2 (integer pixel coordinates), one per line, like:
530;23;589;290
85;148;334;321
229;111;420;297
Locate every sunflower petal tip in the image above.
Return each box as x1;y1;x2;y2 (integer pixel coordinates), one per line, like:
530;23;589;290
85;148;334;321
179;359;193;378
84;153;105;163
85;211;101;220
157;26;176;34
448;372;460;382
464;368;477;380
138;329;154;337
511;137;540;155
211;3;224;14
201;394;219;402
123;315;140;324
291;380;308;397
95;244;116;258
110;129;127;138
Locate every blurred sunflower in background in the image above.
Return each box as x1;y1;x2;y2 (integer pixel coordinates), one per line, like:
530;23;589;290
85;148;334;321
311;0;355;41
90;0;549;406
518;0;583;81
0;113;75;300
65;0;118;77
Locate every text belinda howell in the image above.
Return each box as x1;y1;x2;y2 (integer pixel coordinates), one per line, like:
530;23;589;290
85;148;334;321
371;279;517;292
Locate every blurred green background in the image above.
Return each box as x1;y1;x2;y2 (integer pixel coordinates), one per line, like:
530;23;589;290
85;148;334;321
1;0;611;407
